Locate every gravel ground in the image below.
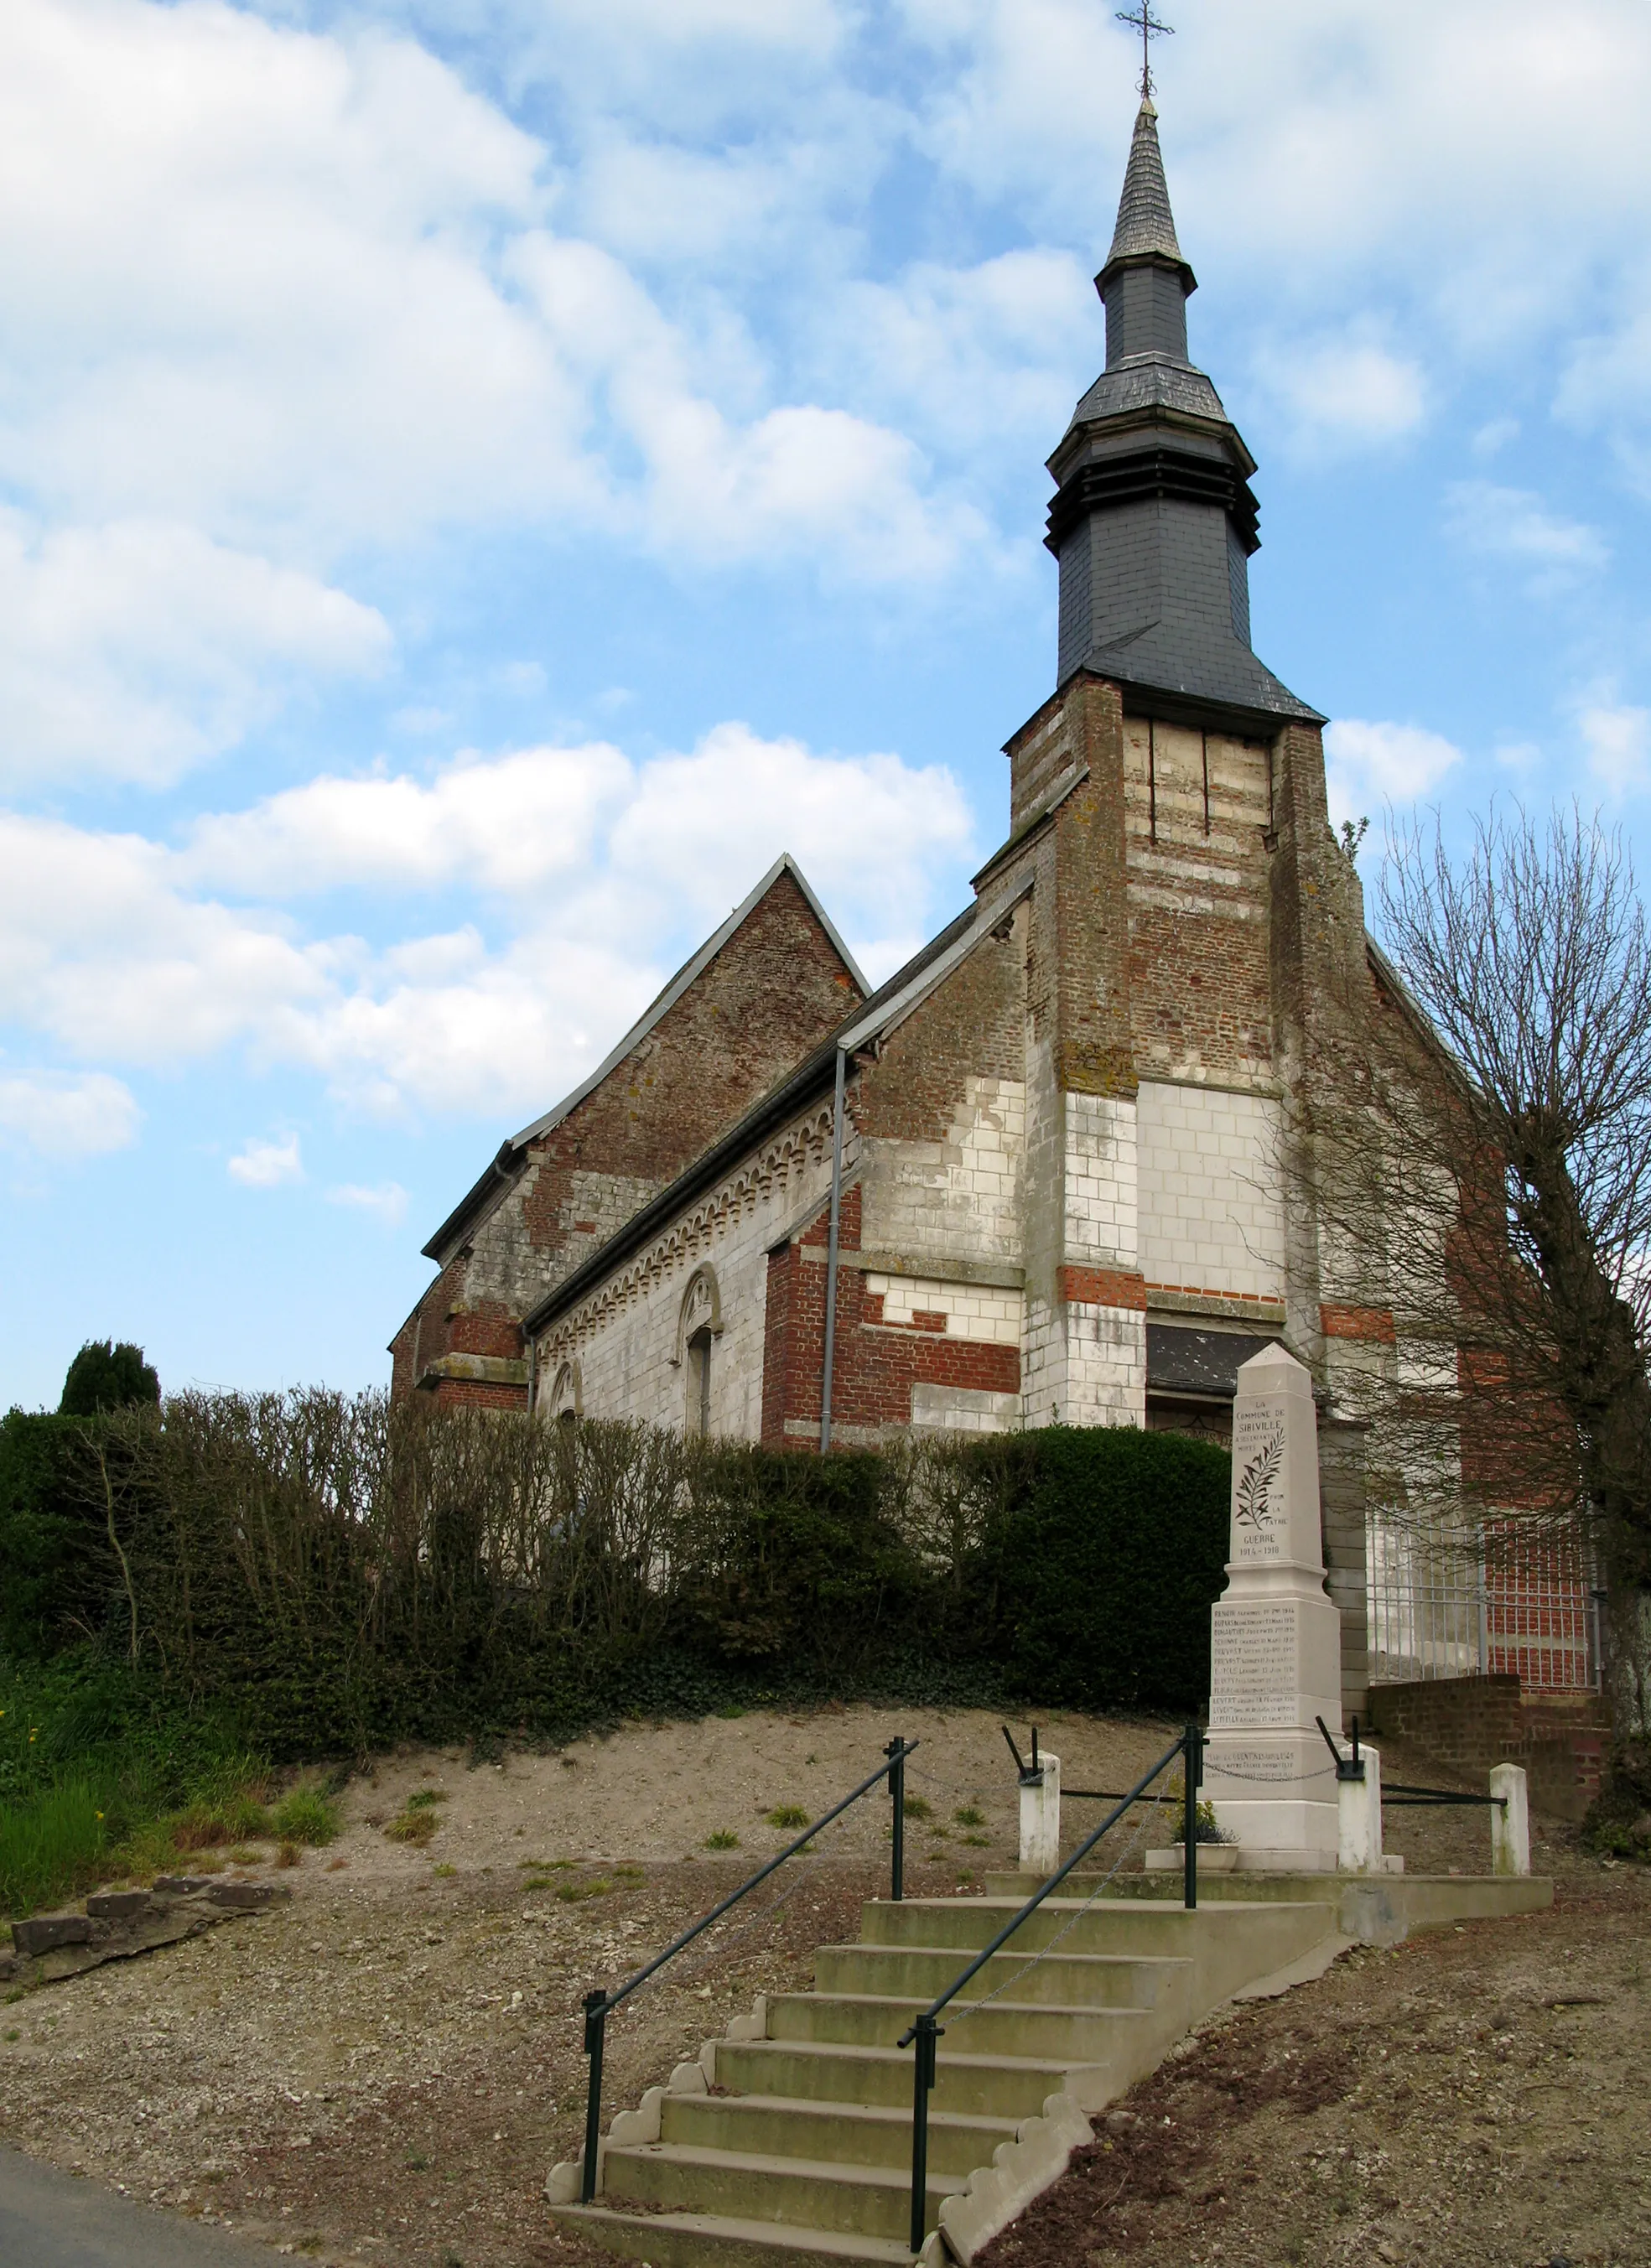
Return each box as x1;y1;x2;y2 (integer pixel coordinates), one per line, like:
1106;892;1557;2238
0;1705;1637;2268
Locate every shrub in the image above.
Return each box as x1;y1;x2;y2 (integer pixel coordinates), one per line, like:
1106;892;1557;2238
0;1414;108;1659
988;1426;1231;1711
1582;1741;1651;1865
59;1342;160;1419
1;1394;1233;1763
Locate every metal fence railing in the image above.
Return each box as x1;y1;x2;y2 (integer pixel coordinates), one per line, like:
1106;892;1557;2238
1366;1513;1602;1695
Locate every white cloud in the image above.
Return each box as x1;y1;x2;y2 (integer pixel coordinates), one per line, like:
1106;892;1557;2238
0;1069;141;1156
0;724;973;1118
0;515;392;790
326;1181;408;1225
1471;417;1520;459
183;743;633;899
1578;703;1650;796
816;251;1093;455
228;1132;304;1187
1254;330;1425;454
608;721;973;937
1323;718;1462;833
1443;481;1608;590
0;0;968;599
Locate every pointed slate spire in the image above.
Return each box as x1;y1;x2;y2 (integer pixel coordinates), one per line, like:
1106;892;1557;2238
1103;98;1188;275
1095;96;1196;368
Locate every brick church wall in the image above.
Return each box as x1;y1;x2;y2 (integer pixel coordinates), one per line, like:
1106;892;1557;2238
393;866;861;1404
534;1096;839;1444
761;1188;1022;1448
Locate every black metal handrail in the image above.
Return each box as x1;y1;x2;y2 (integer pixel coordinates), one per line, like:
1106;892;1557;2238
896;1723;1202;2255
577;1736;917;2203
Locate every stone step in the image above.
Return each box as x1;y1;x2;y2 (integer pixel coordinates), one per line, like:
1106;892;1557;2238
661;2090;1018;2176
766;1988;1157;2066
714;2037;1077;2121
814;1940;1192;2011
601;2141;958;2243
858;1894;1241;1954
553;2203;916;2268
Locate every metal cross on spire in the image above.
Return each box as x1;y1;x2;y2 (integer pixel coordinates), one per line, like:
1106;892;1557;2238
1115;1;1173;98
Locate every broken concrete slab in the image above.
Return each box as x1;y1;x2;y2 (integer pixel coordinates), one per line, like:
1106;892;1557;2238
3;1879;291;1990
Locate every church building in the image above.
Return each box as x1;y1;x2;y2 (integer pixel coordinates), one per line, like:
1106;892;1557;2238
388;95;1420;1700
390;87;1614;1733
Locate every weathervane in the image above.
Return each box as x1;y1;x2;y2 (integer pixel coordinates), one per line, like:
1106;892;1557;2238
1115;1;1173;97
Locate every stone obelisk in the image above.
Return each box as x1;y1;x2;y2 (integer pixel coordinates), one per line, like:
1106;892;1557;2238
1203;1343;1342;1867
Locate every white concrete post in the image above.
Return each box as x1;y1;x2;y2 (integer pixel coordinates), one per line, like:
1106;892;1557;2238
1019;1753;1061;1875
1489;1762;1529;1876
1337;1743;1383;1872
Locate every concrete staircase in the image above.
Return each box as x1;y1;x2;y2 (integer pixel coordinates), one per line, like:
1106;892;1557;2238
547;1887;1338;2268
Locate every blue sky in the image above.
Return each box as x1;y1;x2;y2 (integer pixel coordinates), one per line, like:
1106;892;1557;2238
4;0;1651;1409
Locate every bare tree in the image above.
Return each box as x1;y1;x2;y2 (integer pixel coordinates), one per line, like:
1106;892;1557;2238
1306;806;1651;1736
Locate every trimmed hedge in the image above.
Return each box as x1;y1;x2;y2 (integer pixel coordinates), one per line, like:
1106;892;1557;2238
992;1426;1231;1710
0;1394;1233;1754
0;1414;110;1659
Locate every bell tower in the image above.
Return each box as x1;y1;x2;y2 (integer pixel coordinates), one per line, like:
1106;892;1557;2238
1046;97;1319;730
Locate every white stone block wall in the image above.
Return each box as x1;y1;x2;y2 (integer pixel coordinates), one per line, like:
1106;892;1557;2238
1062;1092;1138;1270
860;1077;1025;1268
866;1274;1023;1345
1136;1080;1285;1301
909;1383;1021;1434
1055;1303;1147;1427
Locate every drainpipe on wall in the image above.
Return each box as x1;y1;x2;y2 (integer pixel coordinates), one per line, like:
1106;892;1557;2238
819;1046;847;1452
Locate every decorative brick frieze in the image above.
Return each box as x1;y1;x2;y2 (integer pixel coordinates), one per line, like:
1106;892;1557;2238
536;1101;836;1362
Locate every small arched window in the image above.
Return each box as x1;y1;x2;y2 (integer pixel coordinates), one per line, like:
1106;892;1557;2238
685;1326;713;1438
676;1266;723;1440
545;1359;582;1424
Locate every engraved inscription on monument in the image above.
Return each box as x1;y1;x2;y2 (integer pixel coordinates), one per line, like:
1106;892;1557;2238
1211;1601;1298;1726
1231;1397;1285;1560
1204;1745;1296;1786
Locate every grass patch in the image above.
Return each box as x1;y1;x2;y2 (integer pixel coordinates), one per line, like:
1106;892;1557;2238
275;1841;302;1869
432;1863;456;1879
953;1805;985;1828
271;1784;340;1846
901;1794;932;1820
703;1829;740;1850
404;1788;447;1811
961;1833;990;1848
171;1793;274;1851
766;1805;808;1830
0;1782;106;1918
554;1876;614;1902
385;1809;438;1846
0;1653;274;1918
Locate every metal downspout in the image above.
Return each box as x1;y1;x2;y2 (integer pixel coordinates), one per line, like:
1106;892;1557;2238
820;1046;847;1451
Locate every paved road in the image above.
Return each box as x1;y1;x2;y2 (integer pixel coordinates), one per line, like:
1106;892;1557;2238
0;2149;273;2266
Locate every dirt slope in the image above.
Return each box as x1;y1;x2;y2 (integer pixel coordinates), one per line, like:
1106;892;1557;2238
0;1704;1637;2268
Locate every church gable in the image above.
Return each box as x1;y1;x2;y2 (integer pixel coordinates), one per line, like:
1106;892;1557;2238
390;855;865;1404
